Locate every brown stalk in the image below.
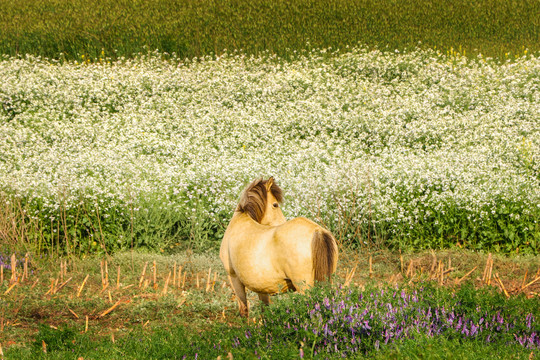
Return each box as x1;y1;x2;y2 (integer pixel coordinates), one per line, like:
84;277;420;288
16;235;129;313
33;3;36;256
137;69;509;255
138;262;148;288
53;278;59;294
54;277;73;294
439;261;444;285
77;274;90;297
443;268;455;275
98;299;124;318
173;261;177;287
406;260;414;278
483;253;493;285
44;279;55;296
163;271;171;295
68;308;79;319
23;254;29;281
116;265;120;289
62;260;65;282
369;256;373;278
456;266;477;285
212;272;217;292
85;316;88;333
3;282;17;295
344;264;358;287
205;268;212;292
520;275;540;292
487;256;493;286
105;260;109;288
10;254;16;284
100;260;104;287
484;257;490;283
494;273;510;298
1;266;3;283
100;283;109;294
178;265;183;288
153;261;157;289
521;270;528;289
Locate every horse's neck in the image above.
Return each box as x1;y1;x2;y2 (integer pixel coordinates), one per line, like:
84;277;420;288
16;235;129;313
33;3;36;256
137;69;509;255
231;211;255;224
231;210;272;228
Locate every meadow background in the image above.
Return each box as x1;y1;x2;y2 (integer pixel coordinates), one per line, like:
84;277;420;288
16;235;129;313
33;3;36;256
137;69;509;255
0;0;539;256
1;48;539;257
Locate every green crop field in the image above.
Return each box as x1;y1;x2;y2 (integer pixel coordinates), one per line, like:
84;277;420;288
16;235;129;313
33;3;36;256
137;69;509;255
0;0;538;61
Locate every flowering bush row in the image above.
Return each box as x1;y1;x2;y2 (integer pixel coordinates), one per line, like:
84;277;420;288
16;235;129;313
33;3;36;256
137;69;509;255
0;48;539;253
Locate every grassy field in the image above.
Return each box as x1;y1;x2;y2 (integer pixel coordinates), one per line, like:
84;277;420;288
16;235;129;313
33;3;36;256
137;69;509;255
0;0;538;61
1;250;539;358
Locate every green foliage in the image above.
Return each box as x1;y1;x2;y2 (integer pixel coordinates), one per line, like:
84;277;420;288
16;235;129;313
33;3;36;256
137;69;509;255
3;191;226;255
6;283;539;359
0;0;538;61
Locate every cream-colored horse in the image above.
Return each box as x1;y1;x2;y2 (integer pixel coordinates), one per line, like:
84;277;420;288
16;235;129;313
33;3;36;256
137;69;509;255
220;177;338;317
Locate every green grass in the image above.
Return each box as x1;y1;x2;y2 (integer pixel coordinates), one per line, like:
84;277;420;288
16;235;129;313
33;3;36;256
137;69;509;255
0;0;538;61
1;250;539;359
4;281;539;359
8;324;535;359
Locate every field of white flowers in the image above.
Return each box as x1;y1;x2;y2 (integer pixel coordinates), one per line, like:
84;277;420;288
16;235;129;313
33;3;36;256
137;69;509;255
0;48;539;253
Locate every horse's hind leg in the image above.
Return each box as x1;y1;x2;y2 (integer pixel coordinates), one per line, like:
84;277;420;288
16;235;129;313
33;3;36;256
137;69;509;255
257;293;270;305
290;278;311;294
230;275;249;317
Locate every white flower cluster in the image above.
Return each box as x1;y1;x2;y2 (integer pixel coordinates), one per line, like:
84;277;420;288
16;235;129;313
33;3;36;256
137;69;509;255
0;49;538;245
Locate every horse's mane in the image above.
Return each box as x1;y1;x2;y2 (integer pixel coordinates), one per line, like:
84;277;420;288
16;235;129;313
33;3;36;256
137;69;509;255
236;178;283;223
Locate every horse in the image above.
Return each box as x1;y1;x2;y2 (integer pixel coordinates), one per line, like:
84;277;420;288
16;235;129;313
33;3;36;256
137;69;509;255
220;177;338;317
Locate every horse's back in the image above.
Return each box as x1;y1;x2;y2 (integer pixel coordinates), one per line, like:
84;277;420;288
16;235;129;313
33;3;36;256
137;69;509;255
274;217;324;244
221;214;337;294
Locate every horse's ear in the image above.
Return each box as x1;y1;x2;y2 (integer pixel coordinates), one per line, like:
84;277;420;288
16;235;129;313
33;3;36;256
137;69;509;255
265;177;274;191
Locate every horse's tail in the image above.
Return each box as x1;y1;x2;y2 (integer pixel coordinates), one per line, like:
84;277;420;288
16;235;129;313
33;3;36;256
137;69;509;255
312;230;338;282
